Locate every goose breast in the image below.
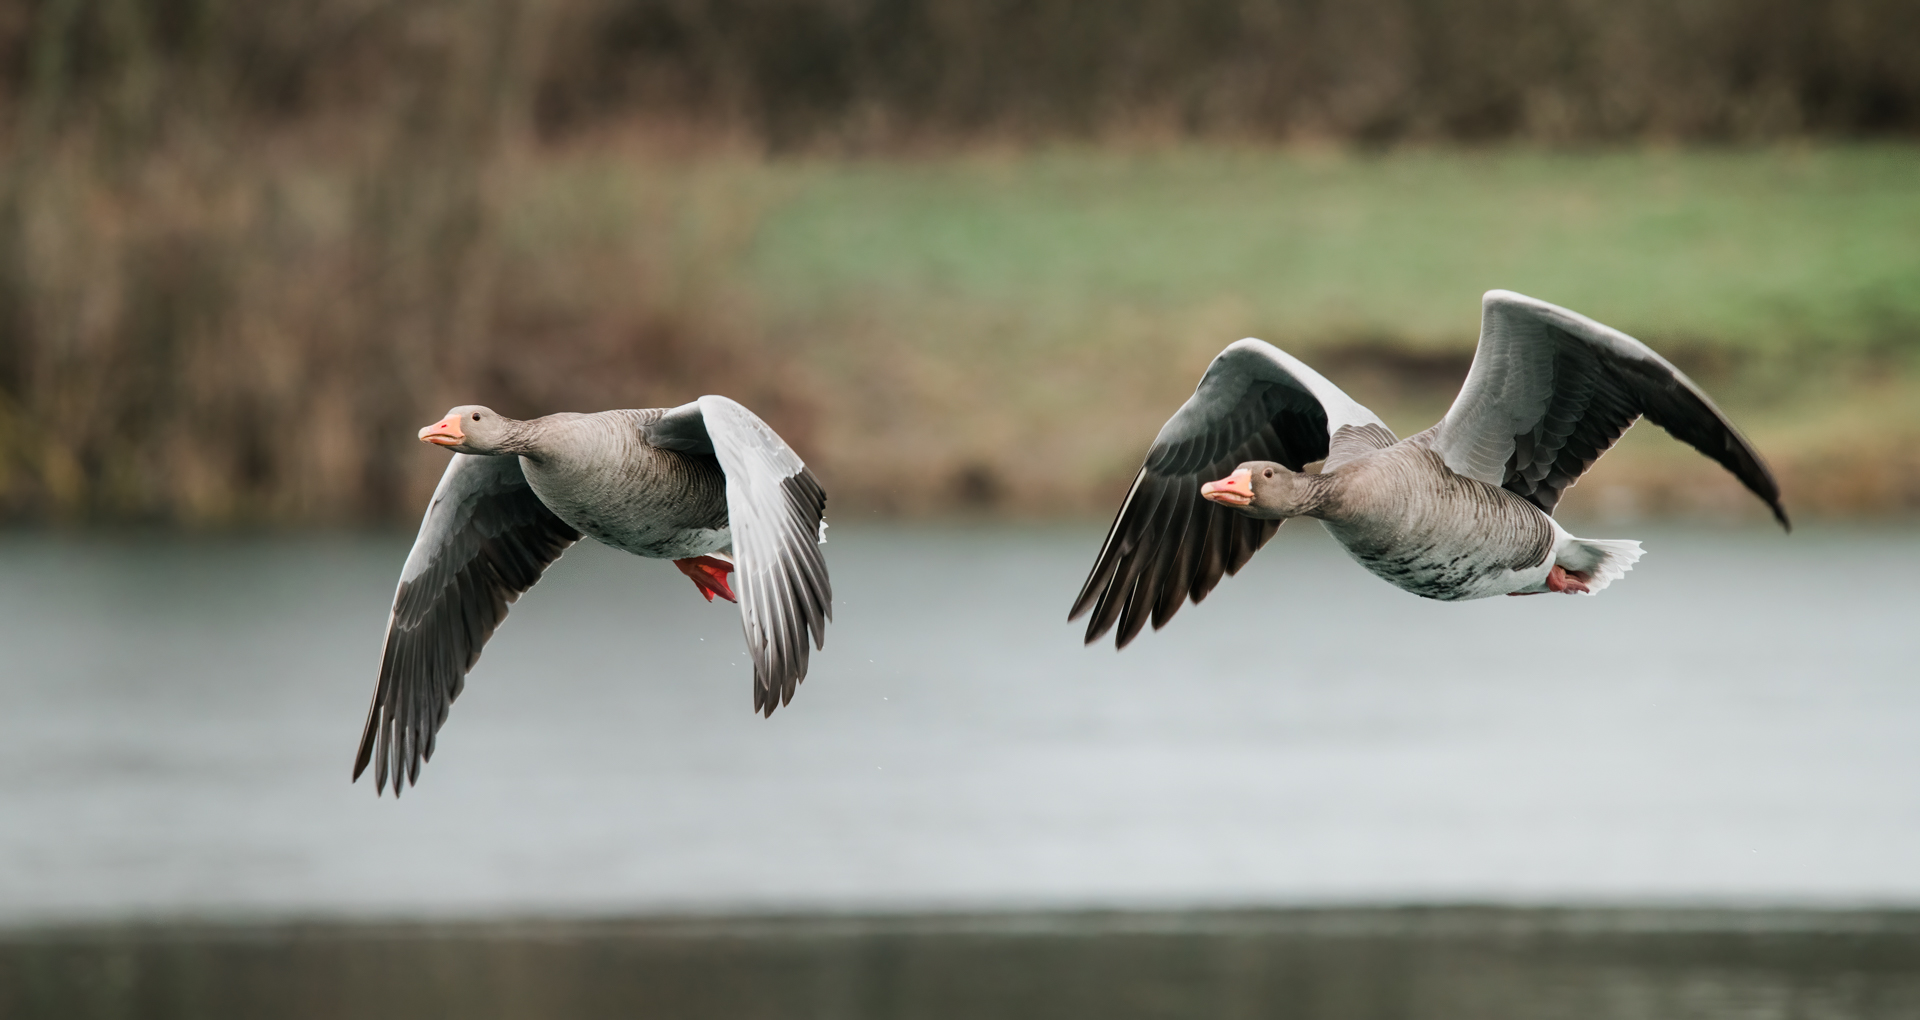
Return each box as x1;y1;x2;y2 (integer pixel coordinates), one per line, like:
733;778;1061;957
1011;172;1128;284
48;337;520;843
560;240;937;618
1318;443;1558;602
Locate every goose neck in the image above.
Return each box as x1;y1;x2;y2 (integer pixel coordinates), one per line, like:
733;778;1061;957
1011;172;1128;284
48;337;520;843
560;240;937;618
493;418;546;460
1291;472;1340;519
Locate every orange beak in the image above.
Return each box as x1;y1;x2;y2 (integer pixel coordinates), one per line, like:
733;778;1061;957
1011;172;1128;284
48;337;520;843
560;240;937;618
1200;468;1254;507
419;415;465;447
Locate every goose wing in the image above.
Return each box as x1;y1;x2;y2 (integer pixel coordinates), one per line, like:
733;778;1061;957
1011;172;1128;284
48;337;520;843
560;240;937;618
1429;290;1787;527
646;396;831;715
1071;339;1392;649
354;453;580;795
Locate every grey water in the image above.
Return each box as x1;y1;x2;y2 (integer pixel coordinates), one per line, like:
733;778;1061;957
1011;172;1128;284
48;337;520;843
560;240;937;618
4;524;1920;1018
4;522;1917;923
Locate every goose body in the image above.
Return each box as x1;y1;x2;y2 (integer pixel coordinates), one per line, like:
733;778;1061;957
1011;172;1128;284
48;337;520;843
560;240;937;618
1073;290;1785;648
1310;438;1641;602
514;409;732;558
355;397;831;795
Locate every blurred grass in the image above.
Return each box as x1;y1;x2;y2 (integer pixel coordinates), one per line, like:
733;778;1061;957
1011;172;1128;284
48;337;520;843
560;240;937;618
530;143;1920;520
748;146;1920;353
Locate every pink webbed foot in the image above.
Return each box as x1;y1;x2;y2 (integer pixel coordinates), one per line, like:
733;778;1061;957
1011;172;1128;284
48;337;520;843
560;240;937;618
1546;564;1592;594
674;555;737;603
1509;564;1595;596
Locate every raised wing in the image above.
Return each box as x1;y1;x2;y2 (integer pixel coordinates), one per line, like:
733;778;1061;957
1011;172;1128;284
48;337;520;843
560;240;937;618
1431;291;1787;527
649;396;831;715
354;454;580;795
1071;339;1391;649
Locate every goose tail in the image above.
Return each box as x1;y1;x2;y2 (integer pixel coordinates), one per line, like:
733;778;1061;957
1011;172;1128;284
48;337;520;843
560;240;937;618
1558;537;1645;594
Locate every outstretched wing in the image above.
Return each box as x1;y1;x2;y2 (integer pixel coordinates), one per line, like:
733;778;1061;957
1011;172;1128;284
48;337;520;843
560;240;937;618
1071;339;1392;649
1430;290;1787;527
647;396;831;715
354;454;579;795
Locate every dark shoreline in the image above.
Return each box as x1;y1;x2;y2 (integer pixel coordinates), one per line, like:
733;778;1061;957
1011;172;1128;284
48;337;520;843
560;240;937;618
8;906;1920;1020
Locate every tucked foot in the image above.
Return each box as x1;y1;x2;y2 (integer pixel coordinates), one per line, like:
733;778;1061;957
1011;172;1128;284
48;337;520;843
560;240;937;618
1546;564;1592;594
674;554;737;603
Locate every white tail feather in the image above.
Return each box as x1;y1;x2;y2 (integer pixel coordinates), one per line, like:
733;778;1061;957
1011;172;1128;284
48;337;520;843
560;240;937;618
1559;537;1644;594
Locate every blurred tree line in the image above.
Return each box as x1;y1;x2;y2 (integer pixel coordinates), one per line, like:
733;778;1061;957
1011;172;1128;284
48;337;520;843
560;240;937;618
0;0;1915;524
6;0;1916;145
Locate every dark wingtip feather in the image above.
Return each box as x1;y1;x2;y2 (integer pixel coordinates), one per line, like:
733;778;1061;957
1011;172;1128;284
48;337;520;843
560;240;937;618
1080;581;1118;644
1080;577;1120;645
1113;572;1158;649
1071;470;1148;622
1069;559;1112;624
1068;561;1105;621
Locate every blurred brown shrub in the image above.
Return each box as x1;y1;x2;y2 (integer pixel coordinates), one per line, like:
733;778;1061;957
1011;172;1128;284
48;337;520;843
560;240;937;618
544;0;1920;147
7;0;1917;145
0;0;1914;525
0;0;807;525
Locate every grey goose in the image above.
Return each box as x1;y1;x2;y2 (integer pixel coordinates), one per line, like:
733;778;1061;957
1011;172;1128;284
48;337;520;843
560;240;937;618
1072;290;1788;648
354;396;830;794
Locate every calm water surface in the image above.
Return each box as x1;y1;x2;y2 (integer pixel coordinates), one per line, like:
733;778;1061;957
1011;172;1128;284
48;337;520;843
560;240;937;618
2;524;1917;923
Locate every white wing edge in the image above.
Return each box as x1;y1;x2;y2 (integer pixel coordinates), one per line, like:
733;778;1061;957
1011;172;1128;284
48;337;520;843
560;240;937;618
1222;338;1389;435
694;395;804;480
1153;338;1388;451
1480;289;1688;367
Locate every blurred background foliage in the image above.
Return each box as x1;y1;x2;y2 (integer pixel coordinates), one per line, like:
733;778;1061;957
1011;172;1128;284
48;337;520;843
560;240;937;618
0;0;1917;525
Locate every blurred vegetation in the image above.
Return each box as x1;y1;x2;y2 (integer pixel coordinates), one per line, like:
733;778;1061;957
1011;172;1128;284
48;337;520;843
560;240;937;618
0;0;1917;525
738;146;1920;519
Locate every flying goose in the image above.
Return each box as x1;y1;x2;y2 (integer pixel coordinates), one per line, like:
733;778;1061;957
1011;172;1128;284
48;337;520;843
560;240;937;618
354;396;831;794
1071;290;1787;648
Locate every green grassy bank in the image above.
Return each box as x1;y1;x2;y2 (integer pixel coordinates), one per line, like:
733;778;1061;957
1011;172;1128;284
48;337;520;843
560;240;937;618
748;146;1920;351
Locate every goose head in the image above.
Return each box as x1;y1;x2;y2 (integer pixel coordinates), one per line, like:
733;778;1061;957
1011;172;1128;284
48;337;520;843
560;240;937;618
419;405;517;454
1201;461;1313;519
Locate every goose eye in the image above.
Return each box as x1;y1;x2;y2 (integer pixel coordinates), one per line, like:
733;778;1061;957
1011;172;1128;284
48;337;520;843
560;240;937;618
471;412;481;421
1263;468;1273;478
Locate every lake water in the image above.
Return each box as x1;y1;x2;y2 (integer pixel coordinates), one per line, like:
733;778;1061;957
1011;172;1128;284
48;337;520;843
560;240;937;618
4;522;1917;925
